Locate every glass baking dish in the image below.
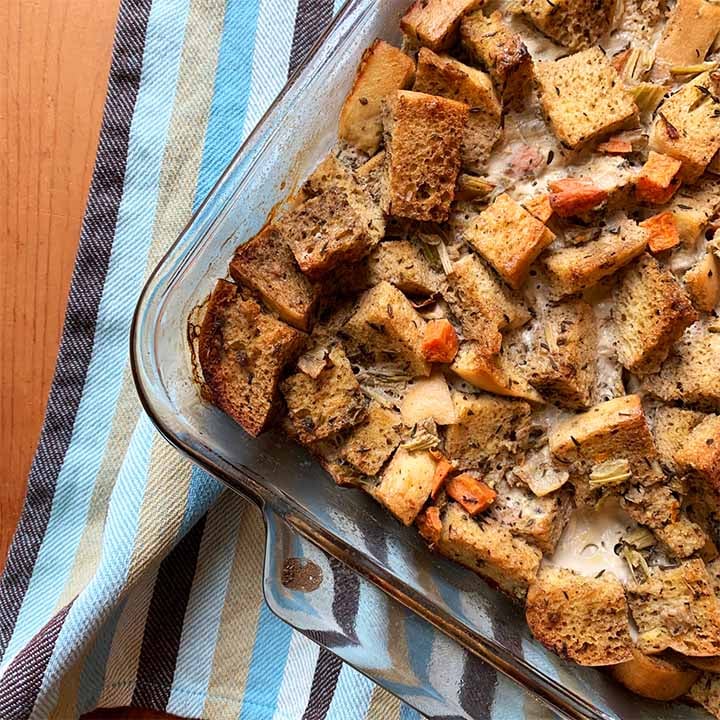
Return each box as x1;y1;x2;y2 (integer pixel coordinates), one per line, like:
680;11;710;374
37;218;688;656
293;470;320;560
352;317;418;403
130;1;704;718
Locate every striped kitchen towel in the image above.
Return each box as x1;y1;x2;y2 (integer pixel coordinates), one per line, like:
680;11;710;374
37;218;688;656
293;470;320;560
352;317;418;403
0;1;531;719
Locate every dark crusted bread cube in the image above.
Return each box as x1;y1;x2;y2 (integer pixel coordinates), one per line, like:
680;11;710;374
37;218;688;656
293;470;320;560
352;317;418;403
436;501;542;598
627;559;720;656
460;9;532;109
528;299;597;409
642;321;720;411
514;0;616;51
655;515;710;559
382;90;468;223
688;673;720;719
401;0;484;51
229;225;320;331
534;48;638;150
676;414;720;503
355;151;386;205
544;217;648;297
684;251;720;314
526;567;633;666
338;40;416;155
653;406;707;473
340;401;403;476
465;193;554;289
282;346;367;444
413;48;502;172
613;254;698;375
344;280;430;377
199;280;306;437
445;392;532;469
283;156;384;279
365;240;439;296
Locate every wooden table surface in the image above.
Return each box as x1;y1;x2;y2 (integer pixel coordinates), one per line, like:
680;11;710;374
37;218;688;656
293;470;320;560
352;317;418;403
2;1;176;718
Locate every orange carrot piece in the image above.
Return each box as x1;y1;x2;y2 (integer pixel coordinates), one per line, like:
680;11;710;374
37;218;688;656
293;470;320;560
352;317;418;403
636;151;682;204
548;178;609;217
597;136;633;155
429;453;455;499
417;506;442;544
445;473;497;516
524;193;554;224
422;319;459;363
640;212;681;253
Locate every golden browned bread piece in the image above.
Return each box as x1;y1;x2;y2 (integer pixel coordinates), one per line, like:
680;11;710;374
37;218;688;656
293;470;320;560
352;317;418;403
464;193;554;289
613;254;698;375
365;240;439;296
525;567;634;666
339;401;403;476
229;225;319;331
676;414;720;502
654;515;710;559
338;40;416;155
688;673;720;719
611;649;700;701
653;405;707;473
528;299;597;409
344;280;431;377
199;280;306;437
400;0;484;51
663;176;720;245
435;501;542;598
642;321;720;411
370;447;438;526
460;9;532;109
444;391;532;469
382;90;468;223
627;559;720;656
622;0;665;43
413;48;501;172
307;434;371;488
649;71;720;182
543;217;648;297
281;346;367;444
534;48;638;150
513;0;616;51
685;251;720;313
355;151;386;204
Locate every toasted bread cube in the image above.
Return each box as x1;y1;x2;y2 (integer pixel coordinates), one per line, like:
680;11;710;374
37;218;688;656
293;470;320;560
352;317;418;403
611;649;700;701
371;447;438;525
513;0;616;51
465;193;554;289
549;395;660;483
524;194;554;224
488;482;572;554
449;254;531;352
544;218;648;296
614;254;698;375
635;151;683;205
383;90;468;222
655;515;709;559
401;0;483;51
622;0;665;43
401;371;458;426
344;281;430;376
365;240;439;296
282;346;367;444
229;225;319;331
621;480;682;529
685;252;720;313
528;299;597;409
445;392;532;469
340;402;403;476
535;48;638;150
677;414;720;499
355;151;386;204
640;212;681;254
199;280;306;437
338;40;416;155
526;568;633;666
642;321;720;411
309;436;372;487
650;72;720;182
460;10;532;108
655;0;720;75
664;176;720;244
689;673;720;718
627;560;720;656
283;158;384;279
413;48;501;171
436;502;542;597
653;405;707;473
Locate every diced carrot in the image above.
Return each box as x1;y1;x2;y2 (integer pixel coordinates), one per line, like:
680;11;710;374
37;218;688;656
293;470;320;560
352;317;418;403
597;136;633;155
422;319;459;363
417;506;442;544
445;473;497;516
635;151;682;204
429;452;455;499
640;212;681;253
548;178;609;217
524;194;554;224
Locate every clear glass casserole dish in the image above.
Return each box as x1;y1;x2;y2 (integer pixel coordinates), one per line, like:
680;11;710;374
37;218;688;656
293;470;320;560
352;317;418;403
130;2;705;717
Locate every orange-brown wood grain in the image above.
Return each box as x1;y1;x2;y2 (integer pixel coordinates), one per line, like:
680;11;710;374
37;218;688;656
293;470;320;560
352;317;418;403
1;2;176;718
